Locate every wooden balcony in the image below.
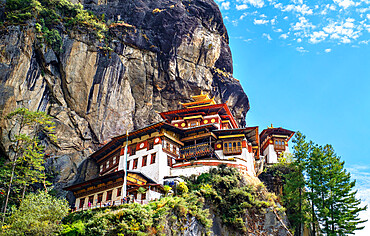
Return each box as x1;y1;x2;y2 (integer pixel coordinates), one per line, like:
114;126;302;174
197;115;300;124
180;143;214;160
223;147;242;155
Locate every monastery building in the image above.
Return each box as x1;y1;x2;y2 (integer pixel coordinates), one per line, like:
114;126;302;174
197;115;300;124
65;93;294;210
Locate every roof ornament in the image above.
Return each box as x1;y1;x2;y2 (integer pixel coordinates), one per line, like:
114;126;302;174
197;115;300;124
179;91;216;108
268;124;274;129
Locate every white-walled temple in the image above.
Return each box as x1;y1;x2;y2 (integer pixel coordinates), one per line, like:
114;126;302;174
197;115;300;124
64;92;294;210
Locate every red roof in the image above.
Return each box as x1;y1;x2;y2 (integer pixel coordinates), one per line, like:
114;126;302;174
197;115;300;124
259;127;295;144
159;103;238;128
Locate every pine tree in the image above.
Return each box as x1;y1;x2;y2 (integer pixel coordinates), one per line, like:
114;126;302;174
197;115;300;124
283;132;310;235
288;133;368;236
0;108;57;227
320;145;367;235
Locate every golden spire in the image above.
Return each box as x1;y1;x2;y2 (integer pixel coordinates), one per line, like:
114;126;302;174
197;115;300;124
180;92;216;108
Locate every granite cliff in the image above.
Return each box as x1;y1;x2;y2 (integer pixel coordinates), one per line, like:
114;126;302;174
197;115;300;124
0;0;249;193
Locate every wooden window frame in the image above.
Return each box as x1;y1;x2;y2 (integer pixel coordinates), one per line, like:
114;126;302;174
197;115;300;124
151;153;156;164
116;187;122;197
106;190;112;201
142;155;147;167
130;146;136;156
148;141;154;150
133;158;138;169
79;198;85;209
97;193;103;203
223;140;243;155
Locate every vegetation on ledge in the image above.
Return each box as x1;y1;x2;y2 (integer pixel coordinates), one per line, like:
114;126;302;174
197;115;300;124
60;165;285;236
2;0;107;52
61;194;211;236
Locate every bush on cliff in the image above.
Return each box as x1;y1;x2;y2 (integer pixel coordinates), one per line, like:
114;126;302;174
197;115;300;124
3;0;107;52
61;193;211;236
184;165;281;233
2;190;69;236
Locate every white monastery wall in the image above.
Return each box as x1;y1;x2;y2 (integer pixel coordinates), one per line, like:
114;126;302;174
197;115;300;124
264;144;278;164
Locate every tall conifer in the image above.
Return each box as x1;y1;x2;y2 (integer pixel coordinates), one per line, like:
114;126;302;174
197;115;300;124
320;145;367;235
283;132;310;235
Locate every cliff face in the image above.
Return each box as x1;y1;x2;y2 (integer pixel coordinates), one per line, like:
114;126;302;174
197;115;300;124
0;0;249;191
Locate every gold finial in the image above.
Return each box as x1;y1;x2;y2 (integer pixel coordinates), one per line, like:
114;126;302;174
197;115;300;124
180;91;216;108
268;124;274;129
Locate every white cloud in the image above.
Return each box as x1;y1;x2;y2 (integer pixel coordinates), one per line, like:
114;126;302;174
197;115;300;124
291;16;315;32
309;31;328;43
262;33;272;40
284;16;289;20
322;18;361;44
236;4;248;10
324;48;332;52
293;0;303;4
280;33;289;39
333;0;356;9
297;38;302;42
277;4;313;15
274;28;283;32
240;0;264;8
254;19;269;25
359;40;370;44
296;46;308;52
221;1;230;10
270;18;277;25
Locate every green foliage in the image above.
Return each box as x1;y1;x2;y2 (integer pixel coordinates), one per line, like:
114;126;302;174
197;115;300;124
61;194;211;235
3;190;69;235
61;221;86;236
1;108;57;225
137;187;147;195
163;185;172;196
176;182;188;195
184;165;278;233
3;0;107;52
281;131;367;235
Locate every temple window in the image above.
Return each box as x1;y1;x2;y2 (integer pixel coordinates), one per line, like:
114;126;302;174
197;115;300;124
141;192;146;200
106;160;110;169
274;139;285;150
189;121;197;127
106;190;112;201
167;156;172;167
142;155;147;167
100;165;103;172
113;156;117;164
88;196;94;205
133;158;138;169
173;146;177;154
116;188;121;197
97;193;103;203
223;140;243;155
127;160;130;170
151;153;156;164
148;141;154;150
166;142;170;150
79;197;85;209
130;146;136;156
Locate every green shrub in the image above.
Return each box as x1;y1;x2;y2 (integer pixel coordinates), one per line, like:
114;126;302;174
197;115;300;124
4;0;107;52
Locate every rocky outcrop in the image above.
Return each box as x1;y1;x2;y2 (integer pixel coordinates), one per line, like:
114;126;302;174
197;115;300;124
0;0;249;193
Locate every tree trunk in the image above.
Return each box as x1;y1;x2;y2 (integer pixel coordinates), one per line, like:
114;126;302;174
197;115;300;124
1;155;18;227
298;187;302;236
21;184;27;202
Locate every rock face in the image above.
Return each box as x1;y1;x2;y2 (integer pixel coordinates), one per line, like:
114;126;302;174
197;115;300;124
0;0;249;193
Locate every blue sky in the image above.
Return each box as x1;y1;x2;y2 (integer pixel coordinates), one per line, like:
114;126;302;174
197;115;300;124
214;0;370;234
